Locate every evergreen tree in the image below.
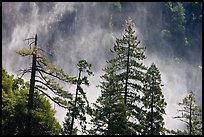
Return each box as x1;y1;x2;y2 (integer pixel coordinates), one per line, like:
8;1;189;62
161;2;202;63
90;17;147;135
89;60;129;135
171;91;202;135
113;17;147;134
62;60;93;135
16;35;73;109
16;34;73;134
142;63;167;135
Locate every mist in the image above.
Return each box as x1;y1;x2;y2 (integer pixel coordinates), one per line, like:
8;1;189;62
2;2;202;132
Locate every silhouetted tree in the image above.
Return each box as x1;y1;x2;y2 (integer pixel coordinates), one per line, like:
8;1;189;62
89;60;129;135
90;17;147;135
171;91;202;135
142;63;167;135
63;60;93;135
16;34;73;134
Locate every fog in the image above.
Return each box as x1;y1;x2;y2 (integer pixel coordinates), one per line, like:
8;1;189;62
2;2;202;133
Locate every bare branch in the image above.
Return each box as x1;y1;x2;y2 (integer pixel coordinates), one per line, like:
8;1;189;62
36;58;74;84
24;38;35;41
35;75;44;81
28;41;35;49
37;71;71;98
36;60;46;69
38;48;53;56
179;119;189;125
17;68;32;78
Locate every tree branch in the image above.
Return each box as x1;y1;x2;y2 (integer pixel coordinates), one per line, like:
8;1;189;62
37;71;71;99
34;87;68;109
35;79;61;96
178;109;189;113
179;119;189;125
35;75;44;81
17;68;32;78
37;67;70;83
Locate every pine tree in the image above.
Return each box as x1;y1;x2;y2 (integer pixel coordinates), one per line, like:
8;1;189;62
89;60;129;135
171;91;202;135
90;17;147;135
16;34;74;134
142;63;167;135
16;34;74;108
62;60;93;135
114;17;147;134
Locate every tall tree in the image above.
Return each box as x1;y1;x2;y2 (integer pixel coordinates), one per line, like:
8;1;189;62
62;60;93;135
90;17;147;135
171;91;202;135
113;17;147;134
16;34;74;134
89;60;129;135
142;63;167;135
2;68;62;135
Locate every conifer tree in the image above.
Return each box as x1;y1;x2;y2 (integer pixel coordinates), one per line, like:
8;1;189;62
142;63;167;135
63;60;93;135
16;34;74;134
171;91;202;135
90;17;147;135
89;61;129;135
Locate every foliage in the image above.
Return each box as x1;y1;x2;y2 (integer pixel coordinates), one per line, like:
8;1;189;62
161;2;202;62
90;17;148;135
171;91;202;135
142;63;167;135
89;62;129;135
16;37;73;109
62;60;93;135
2;68;13;93
2;68;62;135
5;3;202;134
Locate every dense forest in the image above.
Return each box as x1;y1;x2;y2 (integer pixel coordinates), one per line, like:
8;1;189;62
2;2;202;135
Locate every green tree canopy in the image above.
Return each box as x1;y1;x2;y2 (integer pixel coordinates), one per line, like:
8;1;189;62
2;67;62;135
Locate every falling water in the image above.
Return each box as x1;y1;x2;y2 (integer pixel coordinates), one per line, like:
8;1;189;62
2;2;202;133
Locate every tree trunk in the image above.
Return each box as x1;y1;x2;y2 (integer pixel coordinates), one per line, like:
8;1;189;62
26;34;37;134
70;69;82;135
150;88;154;135
124;43;130;106
189;96;192;135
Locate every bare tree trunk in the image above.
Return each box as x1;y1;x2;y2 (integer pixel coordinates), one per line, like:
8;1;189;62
26;34;37;134
70;69;82;135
